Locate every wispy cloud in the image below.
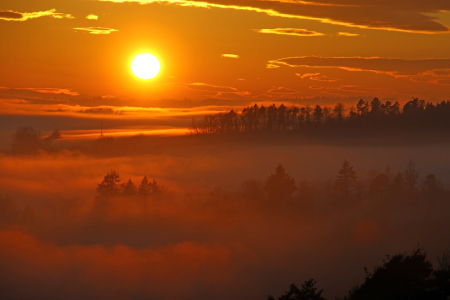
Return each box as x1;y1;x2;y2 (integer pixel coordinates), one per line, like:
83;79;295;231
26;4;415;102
74;27;119;34
222;54;240;58
266;64;280;69
98;0;450;33
270;56;450;78
0;9;74;21
256;28;325;37
267;87;301;95
267;56;450;86
337;32;360;37
2;87;80;96
86;14;99;20
296;72;339;82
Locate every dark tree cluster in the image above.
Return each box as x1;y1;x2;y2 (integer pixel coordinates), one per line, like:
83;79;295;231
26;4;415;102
189;98;450;134
268;279;326;300
270;248;450;300
96;170;161;198
236;160;448;207
11;127;61;155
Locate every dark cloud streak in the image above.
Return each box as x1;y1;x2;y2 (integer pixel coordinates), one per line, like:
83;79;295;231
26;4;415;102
0;11;23;19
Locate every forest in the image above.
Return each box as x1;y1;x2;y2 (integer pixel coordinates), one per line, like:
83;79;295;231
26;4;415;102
189;98;450;135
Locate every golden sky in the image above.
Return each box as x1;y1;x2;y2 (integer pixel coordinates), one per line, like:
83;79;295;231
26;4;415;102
1;0;450;110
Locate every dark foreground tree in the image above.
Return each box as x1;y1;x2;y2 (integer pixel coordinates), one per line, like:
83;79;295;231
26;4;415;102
264;164;297;201
344;247;433;300
268;279;326;300
432;252;450;300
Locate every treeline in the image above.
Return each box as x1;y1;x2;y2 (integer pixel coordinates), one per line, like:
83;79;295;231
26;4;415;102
189;98;450;134
96;170;161;199
234;160;449;206
94;160;449;205
270;247;450;300
11;127;61;155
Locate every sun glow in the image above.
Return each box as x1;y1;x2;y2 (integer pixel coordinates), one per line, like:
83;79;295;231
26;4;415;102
131;53;161;79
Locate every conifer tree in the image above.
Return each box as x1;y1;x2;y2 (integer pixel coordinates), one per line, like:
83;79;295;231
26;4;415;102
122;179;137;196
403;160;419;194
264;164;297;201
96;170;121;198
139;176;161;198
334;160;358;200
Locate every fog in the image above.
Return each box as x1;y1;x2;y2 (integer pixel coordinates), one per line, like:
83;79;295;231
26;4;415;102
0;134;450;299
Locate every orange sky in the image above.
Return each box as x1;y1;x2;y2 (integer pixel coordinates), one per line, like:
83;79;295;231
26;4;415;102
1;0;450;137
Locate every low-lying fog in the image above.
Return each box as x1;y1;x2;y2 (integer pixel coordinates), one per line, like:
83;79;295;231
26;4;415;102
1;135;449;300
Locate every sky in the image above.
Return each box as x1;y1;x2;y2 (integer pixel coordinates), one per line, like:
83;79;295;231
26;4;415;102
1;0;450;137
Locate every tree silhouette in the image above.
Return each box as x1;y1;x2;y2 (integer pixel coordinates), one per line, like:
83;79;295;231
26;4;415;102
346;247;433;300
369;97;382;116
432;252;450;300
268;279;326;300
357;99;369;116
190;98;450;135
264;164;297;201
403;160;418;195
313;105;323;125
96;170;121;198
122;179;137;196
333;103;345;123
334;160;358;201
138;176;161;198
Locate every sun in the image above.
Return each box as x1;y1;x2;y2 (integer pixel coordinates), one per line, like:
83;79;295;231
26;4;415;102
131;53;161;79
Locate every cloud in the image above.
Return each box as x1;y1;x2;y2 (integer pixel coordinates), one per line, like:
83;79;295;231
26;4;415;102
0;9;74;21
266;64;280;69
270;56;450;85
221;54;239;58
17;88;80;96
267;87;301;94
0;87;79;96
255;28;326;37
0;11;23;19
74;27;119;34
86;14;99;20
337;32;360;36
296;72;339;82
98;0;450;33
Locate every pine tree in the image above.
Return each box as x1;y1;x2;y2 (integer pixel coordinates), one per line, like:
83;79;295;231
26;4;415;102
96;170;121;198
334;160;358;201
403;160;418;194
122;179;137;196
264;164;297;201
139;176;150;197
139;176;161;198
